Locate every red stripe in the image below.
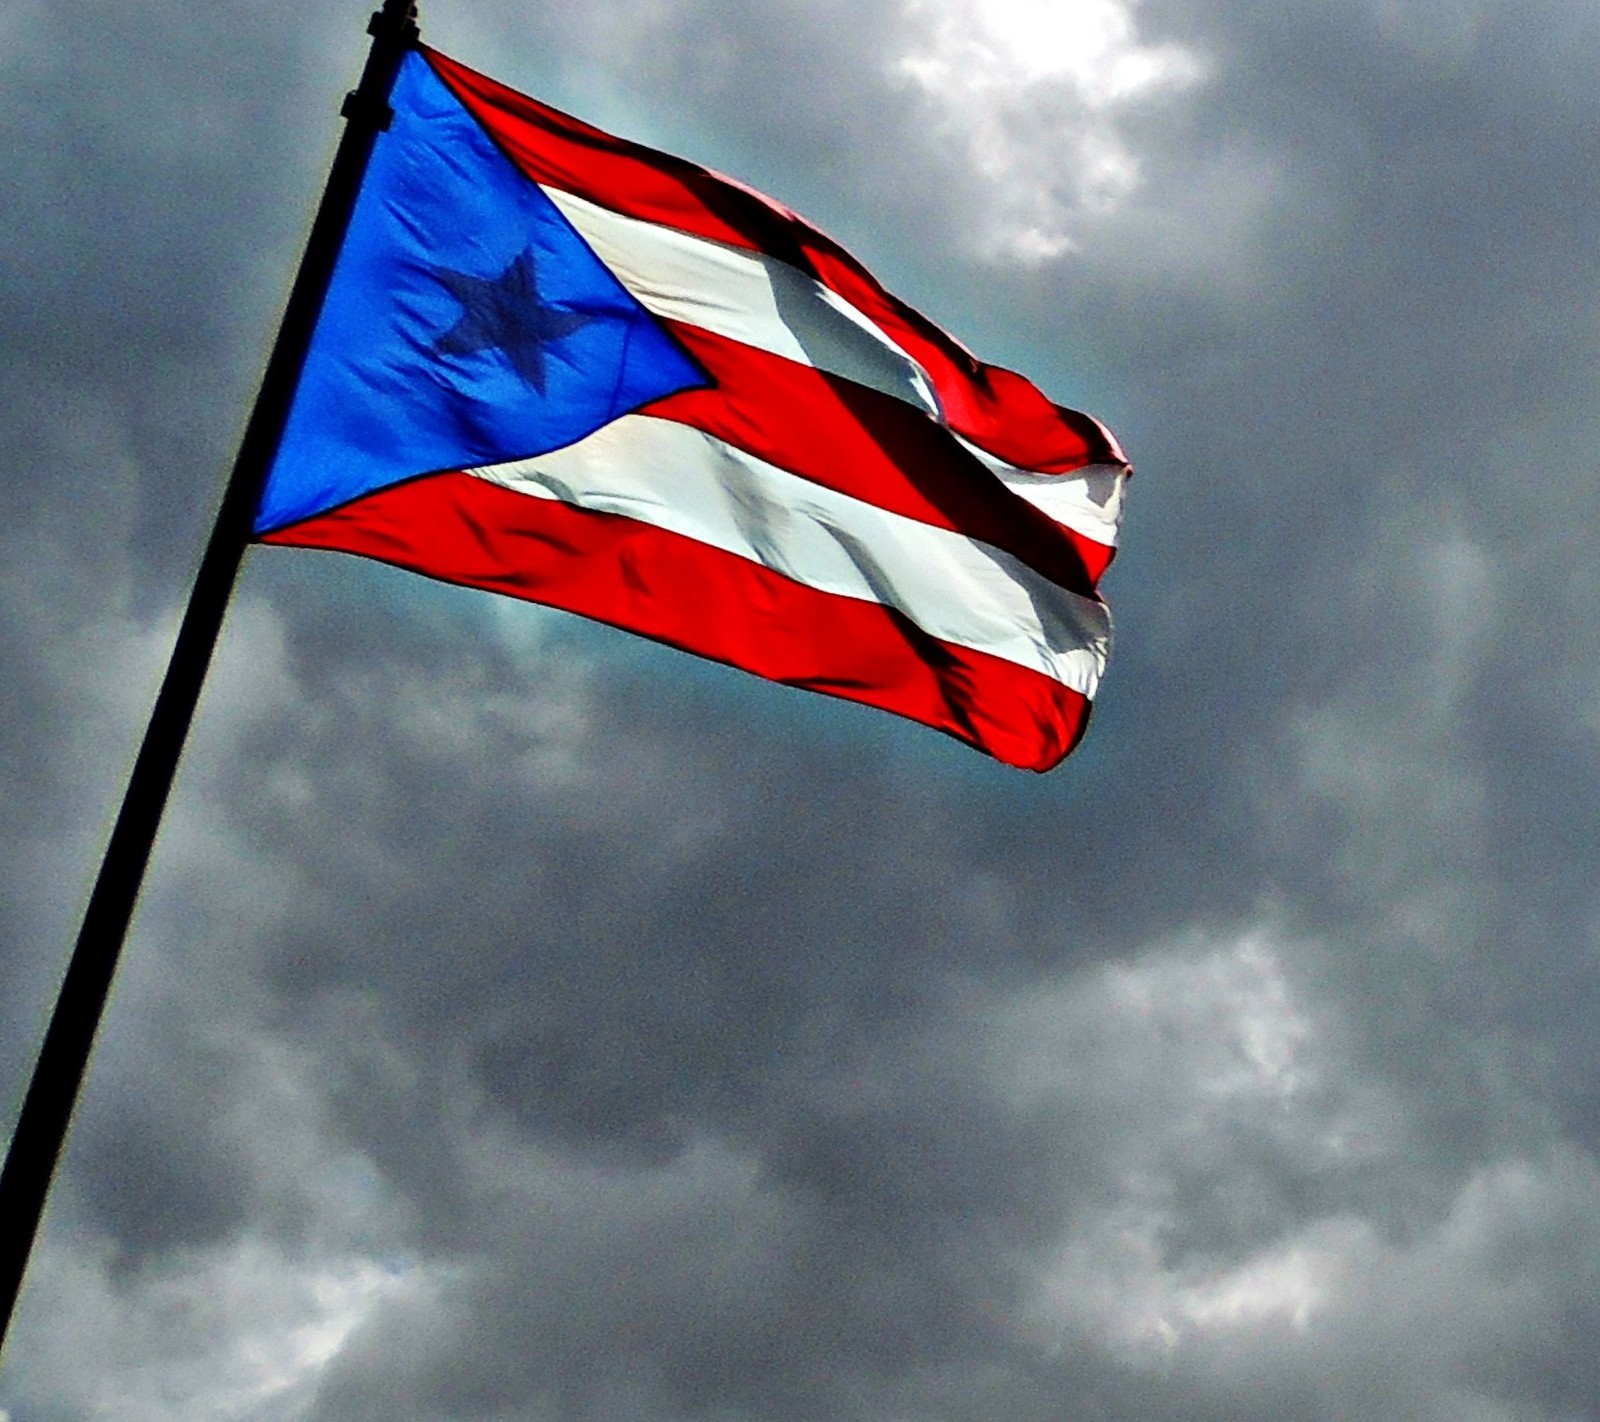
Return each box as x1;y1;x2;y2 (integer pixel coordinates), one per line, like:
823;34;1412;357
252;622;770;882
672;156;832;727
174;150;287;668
644;323;1115;590
423;47;1126;476
260;473;1091;771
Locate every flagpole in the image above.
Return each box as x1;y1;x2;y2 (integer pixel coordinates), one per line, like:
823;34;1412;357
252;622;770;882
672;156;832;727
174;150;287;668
0;0;419;1362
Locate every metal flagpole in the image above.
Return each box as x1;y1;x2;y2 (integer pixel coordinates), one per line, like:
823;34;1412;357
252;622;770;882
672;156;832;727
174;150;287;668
0;0;419;1362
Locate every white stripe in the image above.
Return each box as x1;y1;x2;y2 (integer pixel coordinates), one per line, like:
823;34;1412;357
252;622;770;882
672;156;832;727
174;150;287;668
541;185;944;421
955;436;1127;548
468;417;1109;695
542;183;1129;552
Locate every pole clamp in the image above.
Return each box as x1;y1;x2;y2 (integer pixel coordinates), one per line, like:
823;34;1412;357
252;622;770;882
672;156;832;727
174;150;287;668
341;88;396;130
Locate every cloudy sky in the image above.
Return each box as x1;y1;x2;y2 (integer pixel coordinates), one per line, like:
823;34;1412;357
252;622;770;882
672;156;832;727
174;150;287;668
6;0;1600;1417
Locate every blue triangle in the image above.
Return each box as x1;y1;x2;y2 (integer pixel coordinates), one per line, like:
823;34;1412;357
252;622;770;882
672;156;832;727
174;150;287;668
256;52;708;535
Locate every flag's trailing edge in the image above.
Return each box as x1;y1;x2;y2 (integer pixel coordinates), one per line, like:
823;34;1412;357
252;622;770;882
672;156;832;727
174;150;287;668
256;47;1130;772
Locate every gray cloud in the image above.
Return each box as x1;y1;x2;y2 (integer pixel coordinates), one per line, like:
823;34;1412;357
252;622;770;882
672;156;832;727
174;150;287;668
6;0;1600;1418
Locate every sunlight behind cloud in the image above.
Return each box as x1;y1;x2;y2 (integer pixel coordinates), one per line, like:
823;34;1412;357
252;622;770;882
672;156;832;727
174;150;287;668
982;929;1394;1359
9;1241;424;1422
1034;1221;1349;1359
892;0;1203;260
999;931;1320;1112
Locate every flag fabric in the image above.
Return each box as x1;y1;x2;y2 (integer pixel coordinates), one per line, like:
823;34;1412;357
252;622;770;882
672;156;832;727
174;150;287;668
255;47;1130;771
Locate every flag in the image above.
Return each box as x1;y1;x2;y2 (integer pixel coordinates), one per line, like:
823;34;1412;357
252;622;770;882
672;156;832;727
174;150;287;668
255;47;1129;771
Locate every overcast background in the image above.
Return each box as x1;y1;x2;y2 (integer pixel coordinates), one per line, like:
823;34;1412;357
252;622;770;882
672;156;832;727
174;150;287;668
6;0;1600;1417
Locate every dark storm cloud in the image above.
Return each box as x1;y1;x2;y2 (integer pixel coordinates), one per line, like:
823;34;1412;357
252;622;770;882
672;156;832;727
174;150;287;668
1102;0;1600;1128
7;0;1600;1418
0;0;332;1168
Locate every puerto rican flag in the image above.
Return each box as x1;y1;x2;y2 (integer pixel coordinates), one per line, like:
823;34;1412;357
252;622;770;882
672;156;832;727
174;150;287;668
256;47;1129;772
